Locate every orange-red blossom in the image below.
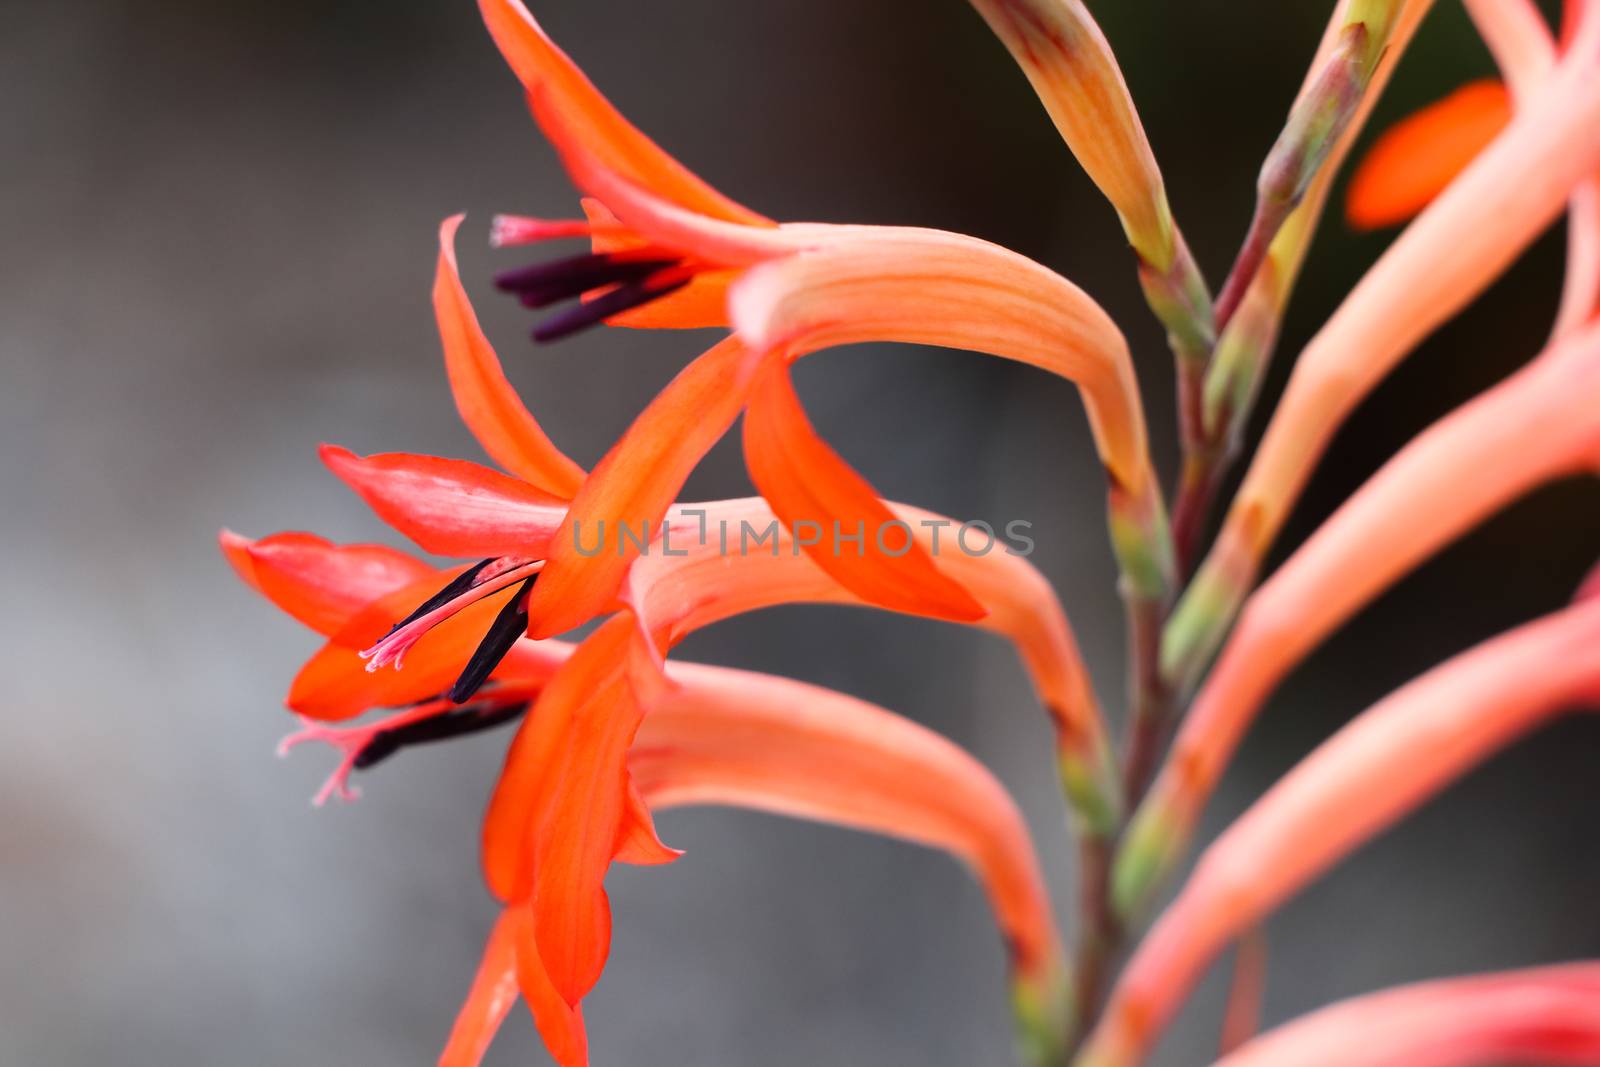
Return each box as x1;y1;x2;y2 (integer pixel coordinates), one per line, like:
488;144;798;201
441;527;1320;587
225;531;1068;1067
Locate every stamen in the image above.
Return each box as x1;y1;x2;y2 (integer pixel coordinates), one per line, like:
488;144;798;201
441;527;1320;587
495;252;676;307
361;557;542;672
276;693;533;806
449;575;539;703
352;699;531;769
532;272;692;342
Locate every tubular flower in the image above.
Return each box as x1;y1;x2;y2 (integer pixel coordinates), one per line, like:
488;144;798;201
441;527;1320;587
222;531;1065;1067
472;0;1175;627
1118;318;1600;917
221;1;1600;1065
1211;964;1600;1067
1166;9;1600;692
1076;593;1600;1067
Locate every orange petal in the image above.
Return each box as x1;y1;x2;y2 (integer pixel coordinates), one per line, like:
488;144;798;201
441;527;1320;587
512;910;591;1067
482;614;664;1005
219;530;433;637
320;445;568;559
436;215;586;496
741;360;985;623
552;135;795;266
728;228;1152;494
439;910;524;1067
1213;964;1600;1067
634;659;1062;979
477;0;768;226
1346;80;1512;230
482;613;648;898
611;777;682;866
526;338;767;639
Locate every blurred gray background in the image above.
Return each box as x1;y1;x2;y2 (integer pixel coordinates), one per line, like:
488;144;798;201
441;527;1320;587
4;0;1596;1064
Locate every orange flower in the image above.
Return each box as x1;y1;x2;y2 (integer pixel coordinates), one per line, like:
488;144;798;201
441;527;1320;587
472;0;1173;633
223;531;1064;1067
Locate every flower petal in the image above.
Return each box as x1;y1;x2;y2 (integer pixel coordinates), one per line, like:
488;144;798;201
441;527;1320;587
511;906;591;1067
741;360;986;623
611;778;682;866
476;0;768;225
1346;80;1512;230
320;445;568;559
634;659;1061;979
728;230;1152;493
219;530;432;637
482;612;654;899
1212;964;1600;1067
440;910;524;1067
526;337;768;638
436;215;587;496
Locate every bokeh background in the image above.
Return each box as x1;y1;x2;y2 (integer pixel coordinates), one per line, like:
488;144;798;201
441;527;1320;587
5;1;1597;1064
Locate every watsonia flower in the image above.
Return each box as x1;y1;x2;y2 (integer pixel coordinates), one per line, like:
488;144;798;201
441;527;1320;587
472;0;1175;637
223;532;1065;1067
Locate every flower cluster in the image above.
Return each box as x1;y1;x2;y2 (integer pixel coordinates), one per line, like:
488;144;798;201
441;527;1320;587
225;0;1600;1065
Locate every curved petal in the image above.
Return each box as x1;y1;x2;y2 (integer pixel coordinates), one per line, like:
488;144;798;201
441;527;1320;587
1346;80;1512;230
440;910;524;1067
320;445;568;559
634;659;1062;980
727;230;1153;495
476;0;768;225
512;907;591;1067
526;338;768;638
1211;964;1600;1067
741;359;986;623
481;613;663;1003
436;215;586;496
219;530;432;637
1083;597;1600;1067
439;907;589;1067
619;498;1119;826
